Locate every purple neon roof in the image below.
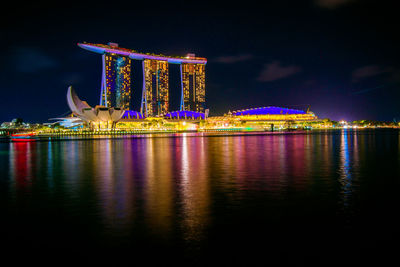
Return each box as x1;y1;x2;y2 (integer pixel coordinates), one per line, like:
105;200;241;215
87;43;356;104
78;43;207;64
233;106;307;116
165;110;205;119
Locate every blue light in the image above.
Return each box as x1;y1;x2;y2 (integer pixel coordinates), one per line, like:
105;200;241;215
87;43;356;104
122;110;144;119
165;111;205;120
232;106;306;116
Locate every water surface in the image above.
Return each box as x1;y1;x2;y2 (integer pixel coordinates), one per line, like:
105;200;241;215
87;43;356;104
1;130;399;265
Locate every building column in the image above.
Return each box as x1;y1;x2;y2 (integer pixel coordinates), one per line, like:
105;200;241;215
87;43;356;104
140;60;147;117
100;54;107;107
180;64;185;111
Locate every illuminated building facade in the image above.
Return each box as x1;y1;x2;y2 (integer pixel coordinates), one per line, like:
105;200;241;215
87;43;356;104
165;110;205;120
141;59;169;117
100;53;132;109
180;63;206;113
67;86;125;130
232;106;316;121
79;42;207;117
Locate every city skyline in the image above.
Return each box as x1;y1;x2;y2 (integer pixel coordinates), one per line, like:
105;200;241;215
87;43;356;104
79;42;207;116
1;2;400;264
1;0;399;122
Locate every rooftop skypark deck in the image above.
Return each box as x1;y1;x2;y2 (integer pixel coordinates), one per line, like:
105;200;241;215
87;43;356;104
78;42;207;64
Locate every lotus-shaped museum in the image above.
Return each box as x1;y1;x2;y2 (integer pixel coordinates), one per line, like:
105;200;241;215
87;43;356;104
67;86;125;129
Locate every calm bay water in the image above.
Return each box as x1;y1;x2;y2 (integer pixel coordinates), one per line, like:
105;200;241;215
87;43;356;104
1;130;399;265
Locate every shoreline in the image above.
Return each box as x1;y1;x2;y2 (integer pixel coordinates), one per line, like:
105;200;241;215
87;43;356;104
1;128;399;143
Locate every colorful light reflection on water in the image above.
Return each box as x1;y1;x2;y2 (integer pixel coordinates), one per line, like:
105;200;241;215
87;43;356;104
1;130;400;264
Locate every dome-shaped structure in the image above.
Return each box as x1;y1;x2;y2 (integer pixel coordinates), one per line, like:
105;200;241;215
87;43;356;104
231;106;317;122
165;110;205;120
66;86;125;127
233;106;307;116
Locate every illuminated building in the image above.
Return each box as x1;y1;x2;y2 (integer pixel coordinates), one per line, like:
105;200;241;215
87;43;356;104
65;85;321;131
231;106;318;129
180;63;206;113
75;42;324;132
100;53;131;109
78;42;207;116
48;117;84;128
67;86;124;129
232;106;317;121
141;59;169;117
203;106;319;131
122;110;145;119
165;110;205;120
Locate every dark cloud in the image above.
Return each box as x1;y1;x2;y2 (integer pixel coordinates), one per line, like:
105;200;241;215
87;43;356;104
351;84;385;95
214;54;253;64
257;61;302;82
314;0;356;9
352;65;387;82
13;47;58;73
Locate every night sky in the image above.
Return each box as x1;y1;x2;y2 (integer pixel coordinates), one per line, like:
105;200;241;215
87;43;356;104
1;0;399;122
